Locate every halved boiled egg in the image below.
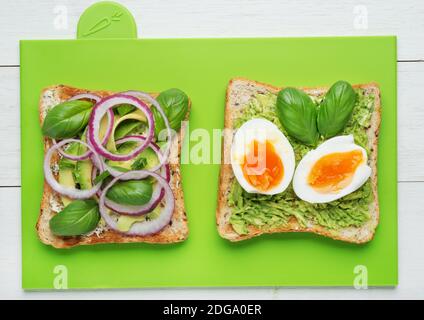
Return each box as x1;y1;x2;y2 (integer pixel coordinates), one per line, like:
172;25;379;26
293;135;371;204
231;118;295;195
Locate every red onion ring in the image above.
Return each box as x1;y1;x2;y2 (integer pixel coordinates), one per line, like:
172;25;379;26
44;139;104;199
53;93;114;161
103;135;170;215
123;91;173;159
99;170;175;235
88;94;154;161
92;164;170;216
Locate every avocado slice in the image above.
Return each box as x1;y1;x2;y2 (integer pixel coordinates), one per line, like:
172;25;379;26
58;142;81;207
58;159;92;206
106;142;159;171
57;138;94;206
75;159;93;190
116;206;161;232
107;111;147;152
58;168;75;207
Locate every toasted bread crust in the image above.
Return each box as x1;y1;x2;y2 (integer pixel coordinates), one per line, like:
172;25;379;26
217;78;381;243
37;85;190;248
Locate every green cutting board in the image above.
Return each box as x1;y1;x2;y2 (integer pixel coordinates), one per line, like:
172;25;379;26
20;2;397;289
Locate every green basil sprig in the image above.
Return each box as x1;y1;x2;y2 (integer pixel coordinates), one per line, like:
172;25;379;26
49;199;100;236
114;119;145;140
131;157;147;170
42;100;93;139
93;171;111;184
276;87;319;146
317;80;357;138
152;88;189;137
116;104;135;117
106;180;153;206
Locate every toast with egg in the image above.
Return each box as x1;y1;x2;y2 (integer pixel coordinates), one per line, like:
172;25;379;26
37;85;189;248
216;78;380;243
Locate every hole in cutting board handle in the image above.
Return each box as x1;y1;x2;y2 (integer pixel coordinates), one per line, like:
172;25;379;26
77;1;137;39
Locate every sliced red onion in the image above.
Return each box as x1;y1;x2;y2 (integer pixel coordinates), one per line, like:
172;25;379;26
52;141;90;161
106;135;170;181
53;94;114;161
103;135;170;214
92;158;169;214
99;170;175;236
89;154;103;171
44;139;104;199
88;94;154;161
123;91;173;159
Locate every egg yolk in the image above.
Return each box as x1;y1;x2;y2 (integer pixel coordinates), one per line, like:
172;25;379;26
241;140;284;191
308;150;364;193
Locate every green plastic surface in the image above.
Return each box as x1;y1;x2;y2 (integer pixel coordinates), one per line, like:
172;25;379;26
20;35;397;289
77;1;137;39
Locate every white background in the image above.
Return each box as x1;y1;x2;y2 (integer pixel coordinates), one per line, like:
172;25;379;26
0;0;423;299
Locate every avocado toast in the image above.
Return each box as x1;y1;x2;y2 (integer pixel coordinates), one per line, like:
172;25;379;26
217;78;381;243
37;85;189;248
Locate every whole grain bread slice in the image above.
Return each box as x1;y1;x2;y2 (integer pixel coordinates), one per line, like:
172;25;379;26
37;85;189;248
216;78;381;243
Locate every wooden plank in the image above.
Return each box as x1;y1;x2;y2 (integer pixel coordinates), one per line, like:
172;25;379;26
1;62;423;185
0;67;20;186
398;62;424;181
1;182;422;297
0;0;423;65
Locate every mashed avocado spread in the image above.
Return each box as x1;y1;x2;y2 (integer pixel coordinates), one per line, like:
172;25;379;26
229;89;375;235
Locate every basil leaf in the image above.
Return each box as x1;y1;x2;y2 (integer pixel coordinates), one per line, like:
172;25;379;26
114;120;144;140
131;157;147;170
106;180;153;206
93;171;111;184
317;81;357;138
152;88;189;137
49;199;100;236
152;106;166;138
116;104;135;117
276;87;319;146
42;100;93;139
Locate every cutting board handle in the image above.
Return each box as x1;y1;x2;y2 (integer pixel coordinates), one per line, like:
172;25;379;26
77;1;137;39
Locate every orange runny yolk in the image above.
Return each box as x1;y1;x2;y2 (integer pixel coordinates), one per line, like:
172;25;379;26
241;140;284;191
308;150;363;193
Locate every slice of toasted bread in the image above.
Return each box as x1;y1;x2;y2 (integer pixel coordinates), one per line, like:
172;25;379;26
37;85;189;248
217;78;381;243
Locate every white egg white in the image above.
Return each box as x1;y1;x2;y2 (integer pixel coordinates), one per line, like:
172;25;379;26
231;118;295;195
293;135;371;204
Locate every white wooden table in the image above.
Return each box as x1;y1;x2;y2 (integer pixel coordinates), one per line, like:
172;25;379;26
1;0;423;299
